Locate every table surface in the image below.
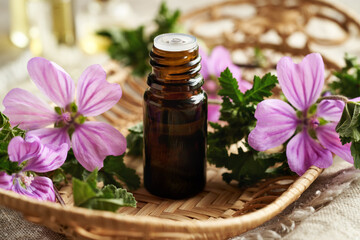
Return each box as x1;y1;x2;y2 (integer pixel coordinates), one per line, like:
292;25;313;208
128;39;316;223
1;0;360;239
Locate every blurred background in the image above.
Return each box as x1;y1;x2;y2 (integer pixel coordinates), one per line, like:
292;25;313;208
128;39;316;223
0;0;359;107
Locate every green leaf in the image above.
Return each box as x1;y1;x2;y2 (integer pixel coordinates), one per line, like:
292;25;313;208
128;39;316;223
351;142;360;169
336;101;360;144
0;155;22;175
208;68;288;185
0;112;9;128
149;1;181;41
98;2;181;77
0;112;26;175
72;177;97;206
218;68;244;104
244;73;278;103
329;53;360;98
60;150;140;191
102;155;140;190
336;100;360;168
73;169;136;212
85;168;98;191
61;150;89;180
126;122;143;157
80;196;136;212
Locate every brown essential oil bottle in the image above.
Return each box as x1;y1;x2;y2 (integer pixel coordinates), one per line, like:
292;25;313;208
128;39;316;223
143;33;207;199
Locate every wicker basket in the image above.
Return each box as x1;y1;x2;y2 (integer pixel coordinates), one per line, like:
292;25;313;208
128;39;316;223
0;166;321;239
1;0;359;239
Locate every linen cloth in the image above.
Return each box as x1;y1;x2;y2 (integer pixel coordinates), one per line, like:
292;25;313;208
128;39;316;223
235;157;360;240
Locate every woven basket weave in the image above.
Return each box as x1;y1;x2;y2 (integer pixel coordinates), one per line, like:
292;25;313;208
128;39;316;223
0;166;321;239
1;0;359;239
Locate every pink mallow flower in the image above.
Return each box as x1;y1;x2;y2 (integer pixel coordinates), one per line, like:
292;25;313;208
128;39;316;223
200;46;252;122
3;57;126;171
248;53;353;175
0;135;68;201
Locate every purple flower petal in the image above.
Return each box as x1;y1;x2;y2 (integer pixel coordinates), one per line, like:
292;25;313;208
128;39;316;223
286;130;333;175
208;104;221;122
12;176;55;202
203;79;218;93
248;99;298;151
277;53;324;111
3;88;58;130
23;142;68;173
351;97;360;102
228;64;242;81
238;79;252;94
28;127;71;149
208;95;221;122
71;122;127;171
27;57;75;108
199;47;209;79
208;46;235;78
76;64;122;117
0;172;13;190
317;100;345;122
8;136;41;165
316;123;353;164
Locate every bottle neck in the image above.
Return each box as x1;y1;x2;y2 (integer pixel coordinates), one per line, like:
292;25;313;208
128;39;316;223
147;46;203;94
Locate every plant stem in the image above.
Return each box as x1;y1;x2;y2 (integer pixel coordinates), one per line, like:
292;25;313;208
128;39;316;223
208;98;222;105
317;95;349;103
54;187;65;206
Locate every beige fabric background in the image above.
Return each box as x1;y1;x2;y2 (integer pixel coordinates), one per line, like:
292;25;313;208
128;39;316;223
236;157;360;239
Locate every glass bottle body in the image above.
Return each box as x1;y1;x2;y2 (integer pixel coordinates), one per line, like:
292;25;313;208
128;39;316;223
143;45;207;199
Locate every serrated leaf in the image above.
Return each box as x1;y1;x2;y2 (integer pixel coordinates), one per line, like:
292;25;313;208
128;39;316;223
208;69;287;185
0;112;26;175
101;184;117;198
98;2;180;77
336;101;360;144
218;68;244;104
244;73;278;103
73;170;136;212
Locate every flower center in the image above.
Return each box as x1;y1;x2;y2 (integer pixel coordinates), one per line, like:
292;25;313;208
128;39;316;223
61;112;71;124
54;102;87;129
19;173;34;188
308;116;320;129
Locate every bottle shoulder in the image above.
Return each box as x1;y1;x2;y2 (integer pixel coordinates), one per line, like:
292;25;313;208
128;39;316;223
144;89;207;106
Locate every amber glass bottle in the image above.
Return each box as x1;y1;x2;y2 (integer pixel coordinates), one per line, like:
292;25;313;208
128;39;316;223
143;33;207;199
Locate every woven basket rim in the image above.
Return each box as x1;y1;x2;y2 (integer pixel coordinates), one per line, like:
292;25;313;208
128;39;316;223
0;166;322;235
180;0;360;28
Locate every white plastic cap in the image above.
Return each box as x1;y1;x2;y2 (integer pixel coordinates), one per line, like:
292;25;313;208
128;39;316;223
154;33;197;52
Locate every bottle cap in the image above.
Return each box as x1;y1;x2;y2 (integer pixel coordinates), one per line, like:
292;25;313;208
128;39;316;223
154;33;197;52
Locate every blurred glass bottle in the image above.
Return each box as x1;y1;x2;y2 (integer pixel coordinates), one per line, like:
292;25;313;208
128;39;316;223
27;0;52;56
10;0;29;48
51;0;76;45
77;0;133;54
